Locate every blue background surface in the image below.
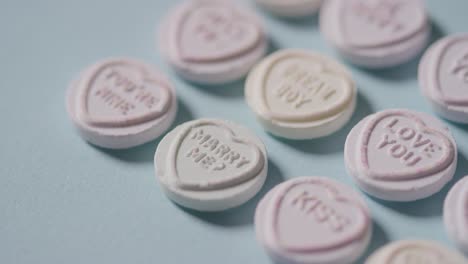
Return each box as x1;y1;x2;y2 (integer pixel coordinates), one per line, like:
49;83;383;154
2;0;468;263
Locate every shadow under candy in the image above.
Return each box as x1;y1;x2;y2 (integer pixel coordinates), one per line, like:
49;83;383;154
178;158;285;227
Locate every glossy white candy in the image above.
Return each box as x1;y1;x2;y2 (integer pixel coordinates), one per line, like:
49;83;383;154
245;49;356;140
67;58;177;149
365;240;468;264
255;0;323;18
154;119;268;211
419;34;468;123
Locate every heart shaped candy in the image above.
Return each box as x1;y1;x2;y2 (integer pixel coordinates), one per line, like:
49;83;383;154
431;36;468;106
78;60;172;128
257;52;354;122
340;0;427;48
384;245;448;264
175;1;261;63
166;120;264;191
265;179;368;252
359;110;455;181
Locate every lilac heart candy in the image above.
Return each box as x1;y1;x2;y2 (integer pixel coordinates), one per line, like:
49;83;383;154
159;0;268;84
320;0;430;68
345;109;457;202
255;177;372;264
66;58;178;149
419;34;468;123
444;176;468;254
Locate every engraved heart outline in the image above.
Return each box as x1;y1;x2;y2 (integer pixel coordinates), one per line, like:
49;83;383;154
256;52;354;122
78;60;172;128
383;244;447;264
173;1;262;63
431;36;468;106
338;0;427;48
265;179;369;253
359;111;455;181
166;120;264;191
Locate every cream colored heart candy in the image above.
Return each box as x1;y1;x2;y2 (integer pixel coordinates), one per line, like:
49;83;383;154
245;49;357;140
154;119;268;211
365;240;468;264
66;58;177;149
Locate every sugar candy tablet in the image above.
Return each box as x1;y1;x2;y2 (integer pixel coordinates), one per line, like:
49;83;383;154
365;240;468;264
255;0;323;18
345;109;457;202
154;119;268;211
255;177;372;264
444;176;468;254
320;0;430;68
159;0;268;84
419;34;468;123
245;49;357;140
66;58;177;149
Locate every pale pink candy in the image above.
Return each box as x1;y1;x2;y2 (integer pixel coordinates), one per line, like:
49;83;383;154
419;34;468;123
341;0;426;48
255;177;372;264
159;0;267;84
345;109;457;202
176;4;261;63
359;110;455;181
67;58;177;149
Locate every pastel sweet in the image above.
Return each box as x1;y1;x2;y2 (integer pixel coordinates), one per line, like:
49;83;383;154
255;0;323;18
255;177;372;264
154;119;268;211
345;109;457;202
66;58;177;149
320;0;430;68
365;240;468;264
444;176;468;254
245;49;357;140
159;0;268;85
419;34;468;123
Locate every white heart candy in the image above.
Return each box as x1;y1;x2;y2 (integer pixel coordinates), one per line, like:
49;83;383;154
166;120;264;191
359;110;455;181
175;1;261;63
266;179;368;252
79;60;172;128
340;0;426;48
257;52;354;122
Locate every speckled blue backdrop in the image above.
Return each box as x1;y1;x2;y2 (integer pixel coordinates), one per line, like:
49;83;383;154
2;0;468;263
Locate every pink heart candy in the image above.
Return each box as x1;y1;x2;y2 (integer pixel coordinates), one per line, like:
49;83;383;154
265;178;369;252
359;110;455;181
175;1;261;63
340;0;427;48
79;60;172;128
